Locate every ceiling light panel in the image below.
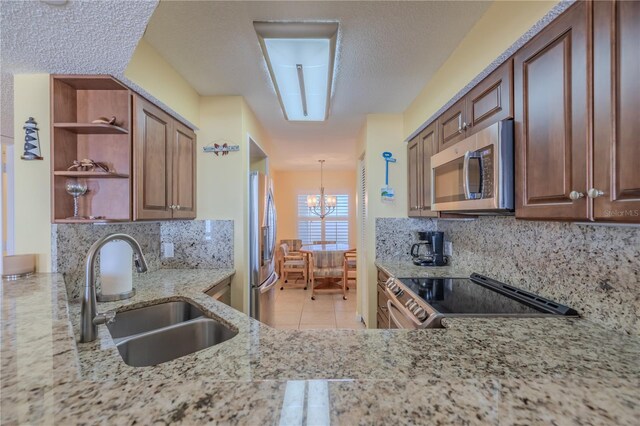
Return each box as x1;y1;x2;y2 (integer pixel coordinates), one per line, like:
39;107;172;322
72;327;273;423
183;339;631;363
255;22;338;122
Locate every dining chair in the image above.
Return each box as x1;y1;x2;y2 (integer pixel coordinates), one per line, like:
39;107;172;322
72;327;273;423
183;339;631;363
280;239;303;253
343;249;357;291
312;240;336;245
309;250;347;300
279;243;307;290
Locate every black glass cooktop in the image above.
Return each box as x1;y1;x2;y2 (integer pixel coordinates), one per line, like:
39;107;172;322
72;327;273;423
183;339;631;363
397;274;577;316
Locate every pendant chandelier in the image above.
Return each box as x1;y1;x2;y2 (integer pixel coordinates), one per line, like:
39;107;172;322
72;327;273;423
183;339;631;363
307;160;336;219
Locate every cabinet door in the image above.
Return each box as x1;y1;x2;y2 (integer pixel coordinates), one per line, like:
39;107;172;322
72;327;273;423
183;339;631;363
466;59;513;135
133;96;173;220
437;99;466;151
593;0;640;222
376;284;390;329
420;122;439;217
407;136;423;217
171;121;197;219
514;1;590;220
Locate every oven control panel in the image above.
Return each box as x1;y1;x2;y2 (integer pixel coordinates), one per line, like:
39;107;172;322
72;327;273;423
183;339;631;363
384;278;438;328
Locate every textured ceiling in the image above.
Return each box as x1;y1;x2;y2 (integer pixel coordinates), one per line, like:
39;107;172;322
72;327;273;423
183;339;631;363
144;1;490;170
0;0;159;139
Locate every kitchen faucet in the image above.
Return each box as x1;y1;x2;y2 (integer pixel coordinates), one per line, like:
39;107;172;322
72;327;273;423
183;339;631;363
80;233;148;343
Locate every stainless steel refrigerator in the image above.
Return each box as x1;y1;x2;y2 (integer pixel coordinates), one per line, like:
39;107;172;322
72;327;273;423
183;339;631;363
249;171;278;325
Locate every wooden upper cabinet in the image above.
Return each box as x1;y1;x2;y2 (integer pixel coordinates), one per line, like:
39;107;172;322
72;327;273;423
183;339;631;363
593;0;640;222
514;1;590;221
466;59;513;135
133;96;173;220
171;121;197;219
420;122;438;216
437;98;466;151
133;95;197;220
407;135;422;217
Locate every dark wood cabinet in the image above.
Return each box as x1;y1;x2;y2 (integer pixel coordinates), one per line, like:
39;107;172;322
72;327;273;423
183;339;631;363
377;268;391;328
514;1;590;221
466;59;513;135
133;96;197;220
593;0;640;222
407;122;439;218
171;121;197;219
50;76;197;223
437;98;466;151
133;96;174;220
407;135;422;217
437;60;514;152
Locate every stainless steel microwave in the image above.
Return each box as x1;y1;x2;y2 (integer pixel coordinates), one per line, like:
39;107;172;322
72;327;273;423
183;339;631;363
430;119;514;213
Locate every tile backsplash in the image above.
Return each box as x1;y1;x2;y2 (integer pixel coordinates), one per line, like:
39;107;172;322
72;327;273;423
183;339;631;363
375;217;437;261
160;220;233;269
376;217;640;335
52;222;162;300
53;220;234;300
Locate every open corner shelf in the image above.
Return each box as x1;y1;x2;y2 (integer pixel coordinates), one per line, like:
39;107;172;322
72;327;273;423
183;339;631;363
53;171;129;179
53;123;129;135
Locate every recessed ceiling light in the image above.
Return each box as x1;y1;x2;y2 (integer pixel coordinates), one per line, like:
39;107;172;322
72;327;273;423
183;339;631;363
254;22;338;122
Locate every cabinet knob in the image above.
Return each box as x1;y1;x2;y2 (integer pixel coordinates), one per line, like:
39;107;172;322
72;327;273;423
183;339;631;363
569;191;584;201
587;188;604;199
176;205;182;210
169;204;176;210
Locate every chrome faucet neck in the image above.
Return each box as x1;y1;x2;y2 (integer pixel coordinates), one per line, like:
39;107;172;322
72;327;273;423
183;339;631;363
79;233;148;343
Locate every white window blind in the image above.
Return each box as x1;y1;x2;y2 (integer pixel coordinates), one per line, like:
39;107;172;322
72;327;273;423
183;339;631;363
297;194;349;245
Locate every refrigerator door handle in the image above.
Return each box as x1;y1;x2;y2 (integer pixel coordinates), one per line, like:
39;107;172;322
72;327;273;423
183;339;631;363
260;272;279;294
261;226;269;263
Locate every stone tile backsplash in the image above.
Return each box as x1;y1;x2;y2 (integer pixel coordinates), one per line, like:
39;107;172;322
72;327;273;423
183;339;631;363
53;220;234;300
375;217;437;261
52;222;162;300
376;217;640;335
160;220;233;269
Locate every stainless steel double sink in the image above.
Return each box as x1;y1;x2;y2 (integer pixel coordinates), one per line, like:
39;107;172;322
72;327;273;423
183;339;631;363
107;301;237;367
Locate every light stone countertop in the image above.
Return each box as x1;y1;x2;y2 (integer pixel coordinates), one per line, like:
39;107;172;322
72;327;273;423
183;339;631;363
2;269;639;425
375;260;474;279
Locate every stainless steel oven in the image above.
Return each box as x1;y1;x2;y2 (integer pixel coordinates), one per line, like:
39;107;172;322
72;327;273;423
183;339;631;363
430;119;514;213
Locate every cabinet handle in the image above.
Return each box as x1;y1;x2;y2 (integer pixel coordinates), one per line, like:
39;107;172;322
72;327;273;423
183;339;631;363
569;191;584;201
169;204;176;210
587;188;604;199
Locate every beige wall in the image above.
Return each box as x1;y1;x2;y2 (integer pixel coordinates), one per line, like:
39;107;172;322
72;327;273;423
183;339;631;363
356;114;406;327
12;74;51;272
124;39;200;126
197;96;273;313
272;169;357;248
403;0;559;137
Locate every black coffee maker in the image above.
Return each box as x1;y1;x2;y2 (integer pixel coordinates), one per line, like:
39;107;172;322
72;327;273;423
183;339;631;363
410;231;448;266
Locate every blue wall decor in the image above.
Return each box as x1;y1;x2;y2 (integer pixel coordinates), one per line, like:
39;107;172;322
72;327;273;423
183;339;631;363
381;151;396;202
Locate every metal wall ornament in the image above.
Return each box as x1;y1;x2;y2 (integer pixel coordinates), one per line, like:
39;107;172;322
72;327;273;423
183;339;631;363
21;117;43;160
203;139;240;156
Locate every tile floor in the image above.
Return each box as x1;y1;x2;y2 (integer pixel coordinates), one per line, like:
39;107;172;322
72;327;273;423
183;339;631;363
272;279;365;330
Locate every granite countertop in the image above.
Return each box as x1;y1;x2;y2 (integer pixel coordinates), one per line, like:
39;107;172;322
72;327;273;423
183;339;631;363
375;260;474;279
2;269;639;424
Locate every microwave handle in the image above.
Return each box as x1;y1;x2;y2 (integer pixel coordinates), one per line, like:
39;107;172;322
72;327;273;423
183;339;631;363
463;151;482;200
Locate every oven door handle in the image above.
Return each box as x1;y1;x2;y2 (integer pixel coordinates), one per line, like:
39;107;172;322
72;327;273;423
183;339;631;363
463;150;482;200
387;300;417;329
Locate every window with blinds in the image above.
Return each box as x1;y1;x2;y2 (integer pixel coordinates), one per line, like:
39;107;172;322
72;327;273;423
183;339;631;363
297;194;349;244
